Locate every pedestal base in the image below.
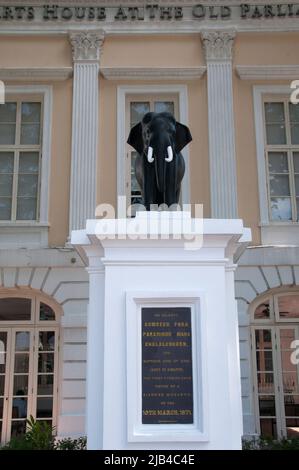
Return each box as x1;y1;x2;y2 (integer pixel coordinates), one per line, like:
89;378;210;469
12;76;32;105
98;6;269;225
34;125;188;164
71;212;251;450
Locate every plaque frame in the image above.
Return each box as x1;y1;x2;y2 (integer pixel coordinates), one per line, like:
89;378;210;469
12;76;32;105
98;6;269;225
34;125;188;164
126;291;209;443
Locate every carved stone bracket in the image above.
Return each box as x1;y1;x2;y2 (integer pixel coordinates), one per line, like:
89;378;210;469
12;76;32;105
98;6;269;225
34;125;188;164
201;30;235;61
69;30;105;62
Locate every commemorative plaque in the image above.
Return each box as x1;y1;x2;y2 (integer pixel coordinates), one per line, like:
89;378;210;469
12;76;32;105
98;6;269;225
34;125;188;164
142;307;193;425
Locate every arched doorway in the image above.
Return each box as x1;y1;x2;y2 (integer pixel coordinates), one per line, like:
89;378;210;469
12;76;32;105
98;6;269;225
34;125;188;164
0;290;60;444
250;289;299;439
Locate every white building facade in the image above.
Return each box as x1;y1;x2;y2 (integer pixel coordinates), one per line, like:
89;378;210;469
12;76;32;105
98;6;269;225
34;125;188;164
0;0;299;444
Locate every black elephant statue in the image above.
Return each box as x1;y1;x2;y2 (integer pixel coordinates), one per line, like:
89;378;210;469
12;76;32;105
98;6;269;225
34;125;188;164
127;112;192;210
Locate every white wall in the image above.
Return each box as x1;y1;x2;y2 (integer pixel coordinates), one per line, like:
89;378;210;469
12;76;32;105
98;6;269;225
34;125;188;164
235;246;299;436
0;247;89;438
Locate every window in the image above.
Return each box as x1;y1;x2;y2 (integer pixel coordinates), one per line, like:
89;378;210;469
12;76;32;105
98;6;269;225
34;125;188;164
0;292;59;444
0;99;42;221
251;291;299;439
126;94;179;215
264;98;299;222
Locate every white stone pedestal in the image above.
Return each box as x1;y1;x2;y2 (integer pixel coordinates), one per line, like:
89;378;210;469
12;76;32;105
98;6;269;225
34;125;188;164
71;212;251;450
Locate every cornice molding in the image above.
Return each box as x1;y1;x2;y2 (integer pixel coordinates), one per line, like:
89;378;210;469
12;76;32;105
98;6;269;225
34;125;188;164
69;30;105;62
101;66;206;80
201;30;236;61
236;65;299;80
0;67;72;81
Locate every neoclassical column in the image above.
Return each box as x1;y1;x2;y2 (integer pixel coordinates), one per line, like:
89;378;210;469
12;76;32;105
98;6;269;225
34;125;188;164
201;31;238;219
69;31;104;232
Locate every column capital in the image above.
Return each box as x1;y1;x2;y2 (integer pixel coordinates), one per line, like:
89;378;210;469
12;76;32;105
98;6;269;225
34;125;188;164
69;30;105;62
201;30;235;61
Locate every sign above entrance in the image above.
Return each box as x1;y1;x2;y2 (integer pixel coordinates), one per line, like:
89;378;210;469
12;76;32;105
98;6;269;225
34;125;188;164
1;4;299;22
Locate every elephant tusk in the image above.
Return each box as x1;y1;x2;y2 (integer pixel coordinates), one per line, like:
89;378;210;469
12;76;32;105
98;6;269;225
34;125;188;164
165;146;173;163
147;146;154;163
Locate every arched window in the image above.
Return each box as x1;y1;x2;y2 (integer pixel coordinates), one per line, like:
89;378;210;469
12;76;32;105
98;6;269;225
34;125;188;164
250;290;299;440
0;290;60;444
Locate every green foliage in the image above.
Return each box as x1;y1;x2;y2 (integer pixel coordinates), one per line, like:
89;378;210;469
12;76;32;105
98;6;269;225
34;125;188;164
1;416;86;450
243;436;299;450
54;436;87;451
25;415;55;450
1;434;35;450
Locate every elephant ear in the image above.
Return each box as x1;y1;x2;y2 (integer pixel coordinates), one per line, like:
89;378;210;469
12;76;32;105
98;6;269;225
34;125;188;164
175;122;192;153
127;122;143;155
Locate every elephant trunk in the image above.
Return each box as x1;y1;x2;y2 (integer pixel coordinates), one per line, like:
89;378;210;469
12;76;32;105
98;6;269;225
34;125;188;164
151;137;174;193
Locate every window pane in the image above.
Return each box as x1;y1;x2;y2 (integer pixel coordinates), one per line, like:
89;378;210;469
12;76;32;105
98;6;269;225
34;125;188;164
36;397;53;418
39;332;55;351
294;152;299;173
0;298;31;321
290;124;299;144
17;174;38;198
268;152;288;173
278;295;299;319
256;350;273;372
0;332;7;351
130;102;150;127
265;103;286;144
20;103;41;145
37;375;53;396
257;373;274;393
15;332;30;352
20;124;40;145
265;102;285;123
0;355;6;373
280;329;295;349
0;376;4;396
10;420;26;437
286;418;299;438
12;397;27;419
0;124;16;145
289;103;299;144
0;152;14;173
21;103;41;124
285;395;299;417
281;351;297;372
19;152;39;173
270;197;292;221
260;418;277;438
16;197;37;220
297;198;299;222
0;103;16;145
13;375;28;396
154;101;174;115
295;176;299;196
38;353;54;373
289;102;299;121
259;395;276;416
14;354;29;373
0;174;13;197
269;174;290;196
283;373;299;394
40;303;55;321
0;198;12;220
255;329;272;349
0;103;17;123
254;301;270;320
282;371;299;393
